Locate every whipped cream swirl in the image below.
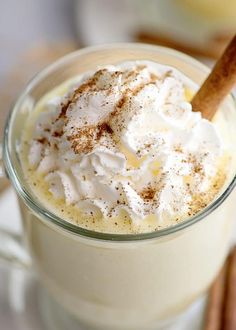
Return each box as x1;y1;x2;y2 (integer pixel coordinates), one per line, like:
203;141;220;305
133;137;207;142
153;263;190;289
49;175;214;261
27;61;224;224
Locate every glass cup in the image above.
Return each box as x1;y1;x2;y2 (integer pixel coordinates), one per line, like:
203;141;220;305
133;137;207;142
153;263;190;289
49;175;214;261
1;44;236;330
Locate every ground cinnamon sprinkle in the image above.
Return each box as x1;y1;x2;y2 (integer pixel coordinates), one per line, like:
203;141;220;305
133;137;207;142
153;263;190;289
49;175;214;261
52;130;63;138
174;145;183;153
193;163;204;174
36;137;49;145
67;125;97;154
67;122;114;154
116;94;128;109
97;122;113;138
139;186;156;201
59;100;70;119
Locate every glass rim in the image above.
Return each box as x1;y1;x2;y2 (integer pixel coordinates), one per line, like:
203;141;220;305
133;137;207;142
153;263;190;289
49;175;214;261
3;42;236;242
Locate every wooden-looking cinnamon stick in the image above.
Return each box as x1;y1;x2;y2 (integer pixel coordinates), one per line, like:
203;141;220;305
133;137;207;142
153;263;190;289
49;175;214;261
204;260;228;330
191;35;236;120
222;247;236;330
204;247;236;330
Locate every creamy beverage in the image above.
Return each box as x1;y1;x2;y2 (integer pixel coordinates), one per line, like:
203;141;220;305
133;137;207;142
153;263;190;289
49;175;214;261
5;45;236;330
20;61;229;233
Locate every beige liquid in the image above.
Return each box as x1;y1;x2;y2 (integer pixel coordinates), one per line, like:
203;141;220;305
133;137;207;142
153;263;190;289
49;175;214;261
20;186;236;330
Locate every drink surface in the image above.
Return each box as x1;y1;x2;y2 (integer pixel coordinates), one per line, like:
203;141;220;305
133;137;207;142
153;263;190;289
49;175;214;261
20;60;230;234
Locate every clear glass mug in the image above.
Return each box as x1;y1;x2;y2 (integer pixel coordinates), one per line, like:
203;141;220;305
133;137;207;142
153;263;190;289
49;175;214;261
1;44;236;330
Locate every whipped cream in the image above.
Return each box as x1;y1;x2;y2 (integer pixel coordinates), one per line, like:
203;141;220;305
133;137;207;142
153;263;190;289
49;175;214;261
26;61;226;226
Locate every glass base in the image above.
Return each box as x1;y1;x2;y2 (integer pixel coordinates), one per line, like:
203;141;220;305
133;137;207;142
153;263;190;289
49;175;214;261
40;290;207;330
38;288;86;330
0;263;207;330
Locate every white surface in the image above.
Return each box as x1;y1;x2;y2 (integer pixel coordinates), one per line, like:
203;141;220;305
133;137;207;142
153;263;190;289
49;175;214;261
0;187;22;233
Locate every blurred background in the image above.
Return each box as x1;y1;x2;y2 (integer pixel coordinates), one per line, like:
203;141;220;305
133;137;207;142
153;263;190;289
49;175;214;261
1;0;236;127
1;0;236;112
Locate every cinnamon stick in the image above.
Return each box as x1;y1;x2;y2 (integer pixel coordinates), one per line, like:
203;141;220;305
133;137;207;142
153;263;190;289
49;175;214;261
222;247;236;330
204;247;236;330
191;34;236;120
204;260;228;330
